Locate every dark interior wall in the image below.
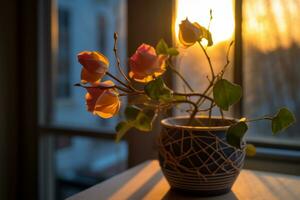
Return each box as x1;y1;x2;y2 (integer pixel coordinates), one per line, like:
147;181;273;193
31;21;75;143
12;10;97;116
0;0;38;199
0;2;18;199
127;0;174;56
127;0;175;167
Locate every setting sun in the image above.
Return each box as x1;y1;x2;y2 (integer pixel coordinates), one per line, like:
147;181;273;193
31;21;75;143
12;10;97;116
175;0;235;45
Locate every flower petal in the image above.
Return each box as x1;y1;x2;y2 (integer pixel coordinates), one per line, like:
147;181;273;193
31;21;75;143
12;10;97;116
78;51;109;74
129;44;167;83
93;90;120;118
81;68;102;84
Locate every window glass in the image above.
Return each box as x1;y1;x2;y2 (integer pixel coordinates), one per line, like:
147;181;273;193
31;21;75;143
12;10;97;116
50;1;128;199
243;0;300;145
53;0;127;131
55;135;127;199
174;0;235;115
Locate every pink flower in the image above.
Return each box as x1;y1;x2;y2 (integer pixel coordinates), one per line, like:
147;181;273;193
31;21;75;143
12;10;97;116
129;44;167;83
85;80;120;118
78;51;109;84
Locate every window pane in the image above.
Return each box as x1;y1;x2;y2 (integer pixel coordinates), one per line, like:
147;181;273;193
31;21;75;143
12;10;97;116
174;0;235;115
243;0;300;145
53;0;127;131
55;135;127;199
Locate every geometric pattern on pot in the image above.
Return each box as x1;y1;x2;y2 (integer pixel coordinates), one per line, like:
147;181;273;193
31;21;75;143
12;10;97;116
158;117;246;195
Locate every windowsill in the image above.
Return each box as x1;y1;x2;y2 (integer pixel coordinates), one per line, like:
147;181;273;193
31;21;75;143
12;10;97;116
244;145;300;176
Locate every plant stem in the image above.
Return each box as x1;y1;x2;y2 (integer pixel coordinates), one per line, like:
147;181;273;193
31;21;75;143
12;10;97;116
113;32;132;85
74;83;132;93
168;60;194;92
219;108;224;120
218;41;234;78
208;101;214;125
186;103;216;112
195;81;214;106
198;41;214;80
106;71;133;91
246;116;273;123
174;92;214;102
171;100;198;124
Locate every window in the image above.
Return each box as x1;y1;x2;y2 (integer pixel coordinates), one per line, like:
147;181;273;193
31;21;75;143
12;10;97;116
56;8;71;99
243;0;300;146
39;0;127;199
174;0;300;149
174;0;235;115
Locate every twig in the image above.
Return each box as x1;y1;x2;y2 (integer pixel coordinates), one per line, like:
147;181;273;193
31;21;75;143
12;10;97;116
113;32;132;84
208;101;214;125
170;100;198;124
168;60;194;92
74;83;132;93
174;92;214;102
246;116;272;123
186;103;216;112
219;108;224;120
218;41;234;78
106;71;133;91
198;41;215;80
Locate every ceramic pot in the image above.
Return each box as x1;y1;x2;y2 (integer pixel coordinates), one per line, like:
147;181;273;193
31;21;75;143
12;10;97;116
158;116;245;196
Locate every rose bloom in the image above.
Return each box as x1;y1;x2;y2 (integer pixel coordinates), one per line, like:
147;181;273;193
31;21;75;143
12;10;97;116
129;44;167;83
178;18;203;47
85;80;120;118
78;51;109;84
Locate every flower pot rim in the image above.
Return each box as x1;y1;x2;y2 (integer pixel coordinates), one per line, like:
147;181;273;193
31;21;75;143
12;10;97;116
161;116;238;131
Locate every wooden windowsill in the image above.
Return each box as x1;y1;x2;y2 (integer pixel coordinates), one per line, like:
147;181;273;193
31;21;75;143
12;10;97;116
67;160;300;200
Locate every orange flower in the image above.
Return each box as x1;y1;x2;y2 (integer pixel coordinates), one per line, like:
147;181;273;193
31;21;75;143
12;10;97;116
85;80;120;118
129;44;167;83
78;51;109;84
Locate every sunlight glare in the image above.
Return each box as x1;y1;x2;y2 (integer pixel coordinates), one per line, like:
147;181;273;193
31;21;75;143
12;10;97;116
175;0;234;45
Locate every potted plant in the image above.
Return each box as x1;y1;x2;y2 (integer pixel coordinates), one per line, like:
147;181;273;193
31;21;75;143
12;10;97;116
75;16;295;196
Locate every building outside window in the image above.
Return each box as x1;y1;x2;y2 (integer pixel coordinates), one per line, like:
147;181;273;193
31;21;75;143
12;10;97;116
41;0;128;199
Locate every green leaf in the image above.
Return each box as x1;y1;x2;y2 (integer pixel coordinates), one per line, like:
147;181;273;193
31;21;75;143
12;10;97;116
245;144;256;156
213;79;242;111
115;121;132;142
144;77;173;102
156;39;168;55
125;105;141;121
198;26;213;46
167;48;179;56
272;108;295;134
226;121;248;148
134;109;156;132
203;29;213;47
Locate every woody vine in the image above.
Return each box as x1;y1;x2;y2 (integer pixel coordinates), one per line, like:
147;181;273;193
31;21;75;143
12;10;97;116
75;15;295;152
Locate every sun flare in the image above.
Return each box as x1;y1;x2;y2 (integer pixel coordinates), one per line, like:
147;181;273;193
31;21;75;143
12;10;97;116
175;0;235;45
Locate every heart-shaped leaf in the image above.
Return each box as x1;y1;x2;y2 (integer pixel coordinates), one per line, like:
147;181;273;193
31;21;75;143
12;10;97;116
134;109;155;132
156;39;168;55
145;77;173;102
272;108;295;134
226;121;248;148
115;121;132;142
125;105;141;121
167;48;179;56
116;107;157;142
213;79;242;111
